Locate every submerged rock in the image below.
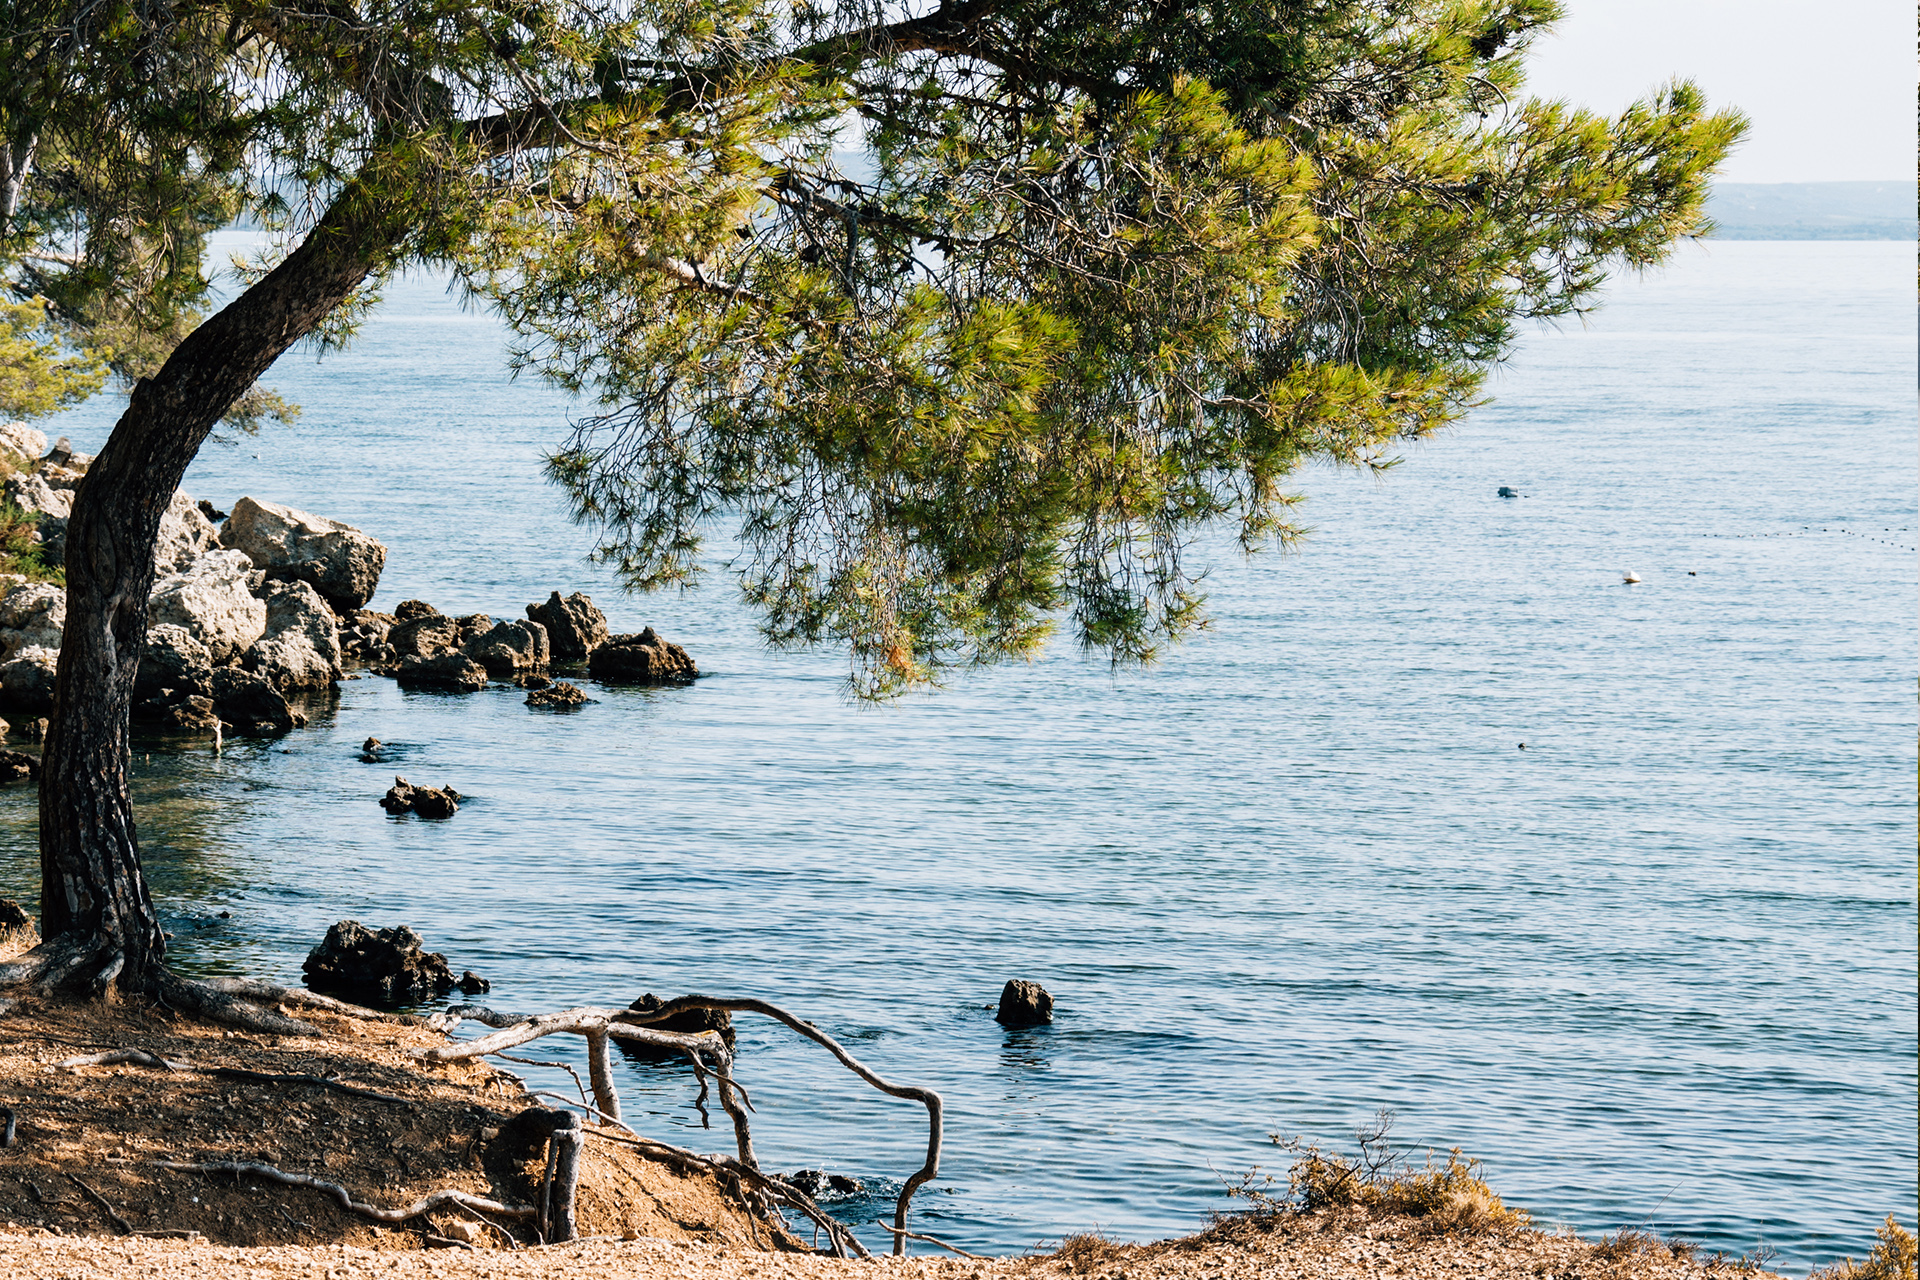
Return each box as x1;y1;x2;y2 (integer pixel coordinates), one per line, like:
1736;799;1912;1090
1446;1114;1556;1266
221;496;387;614
994;979;1054;1026
458;970;491;995
0;749;38;783
625;992;736;1051
526;591;609;662
587;627;696;684
525;680;591;709
302;919;457;1004
380;775;460;818
786;1170;866;1199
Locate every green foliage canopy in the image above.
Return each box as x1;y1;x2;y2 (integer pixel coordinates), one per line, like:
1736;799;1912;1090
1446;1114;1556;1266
1;0;1743;695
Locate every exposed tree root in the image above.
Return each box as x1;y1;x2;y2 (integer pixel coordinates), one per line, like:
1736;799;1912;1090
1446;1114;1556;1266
58;1046;420;1105
873;1221;988;1259
153;1160;538;1226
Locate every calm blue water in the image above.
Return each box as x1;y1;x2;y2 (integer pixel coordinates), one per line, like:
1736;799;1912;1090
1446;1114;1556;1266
4;240;1913;1269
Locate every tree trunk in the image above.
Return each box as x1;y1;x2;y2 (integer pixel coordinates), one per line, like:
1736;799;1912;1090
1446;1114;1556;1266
37;185;404;994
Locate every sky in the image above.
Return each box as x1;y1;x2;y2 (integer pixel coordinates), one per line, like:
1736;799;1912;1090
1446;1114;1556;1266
1521;0;1915;183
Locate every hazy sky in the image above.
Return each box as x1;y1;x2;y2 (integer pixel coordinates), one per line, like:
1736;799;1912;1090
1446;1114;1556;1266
1522;0;1914;183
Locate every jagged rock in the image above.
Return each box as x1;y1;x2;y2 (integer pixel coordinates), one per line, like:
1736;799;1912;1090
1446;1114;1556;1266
0;422;48;463
42;437;88;470
395;652;488;693
339;609;396;662
458;970;490;995
527;591;609;662
994;979;1054;1026
454;614;493;642
4;471;70;565
133;623;215;712
243;579;342;691
0;581;65;660
0;748;38;782
210;667;306;736
155;491;222;574
147;549;268;665
393;599;440;622
197;499;228;523
786;1170;866;1199
0;646;58;714
526;680;591;709
221;496;388;614
465;618;550;677
145;695;221;733
626;992;736;1051
0;897;37;958
588;626;697;684
302;919;457;1004
387;613;460;660
380;776;460;818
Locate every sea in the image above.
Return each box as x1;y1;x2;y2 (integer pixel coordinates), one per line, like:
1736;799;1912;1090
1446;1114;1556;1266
2;238;1913;1270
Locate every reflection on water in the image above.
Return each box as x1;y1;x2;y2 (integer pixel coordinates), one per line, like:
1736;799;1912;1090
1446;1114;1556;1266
0;242;1912;1265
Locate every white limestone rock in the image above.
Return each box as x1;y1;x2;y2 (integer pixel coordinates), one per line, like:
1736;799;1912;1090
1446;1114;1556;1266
220;496;386;613
147;549;267;665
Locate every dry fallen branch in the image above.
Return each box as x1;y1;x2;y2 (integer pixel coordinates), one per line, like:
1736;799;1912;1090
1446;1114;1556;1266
154;1160;537;1224
427;995;942;1256
873;1221;987;1259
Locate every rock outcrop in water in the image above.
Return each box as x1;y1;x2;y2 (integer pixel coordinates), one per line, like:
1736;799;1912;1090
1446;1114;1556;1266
588;626;698;684
995;979;1055;1026
221;496;387;613
527;591;608;662
380;776;460;818
626;992;737;1051
302;919;459;1004
526;680;591;708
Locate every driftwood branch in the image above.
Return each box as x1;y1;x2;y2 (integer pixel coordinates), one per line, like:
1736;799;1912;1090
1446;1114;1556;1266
873;1221;987;1259
427;996;940;1255
154;1160;537;1223
627;995;944;1255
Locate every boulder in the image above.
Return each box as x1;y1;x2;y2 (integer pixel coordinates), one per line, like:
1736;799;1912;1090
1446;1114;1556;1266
465;619;550;677
197;499;228;523
994;979;1054;1026
527;591;609;662
4;471;70;565
587;626;697;684
220;496;387;613
393;599;440;623
243;579;342;691
395;652;488;693
0;897;37;959
133;623;214;708
526;680;591;709
387;613;460;660
140;695;221;734
458;970;490;995
380;776;460;818
0;646;58;714
210;667;306;736
0;748;38;782
148;549;268;665
302;920;457;1005
0;581;65;659
0;422;48;463
155;491;222;574
626;992;736;1051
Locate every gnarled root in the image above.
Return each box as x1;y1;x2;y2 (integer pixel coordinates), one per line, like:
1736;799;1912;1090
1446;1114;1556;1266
154;1160;536;1226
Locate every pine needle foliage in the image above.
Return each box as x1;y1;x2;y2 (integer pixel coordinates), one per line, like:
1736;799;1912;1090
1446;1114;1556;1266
1;0;1744;695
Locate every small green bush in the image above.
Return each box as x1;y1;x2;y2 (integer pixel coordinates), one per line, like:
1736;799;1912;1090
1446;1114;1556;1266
0;499;62;584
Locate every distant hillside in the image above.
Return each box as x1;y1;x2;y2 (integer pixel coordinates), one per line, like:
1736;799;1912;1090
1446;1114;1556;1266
1705;181;1915;239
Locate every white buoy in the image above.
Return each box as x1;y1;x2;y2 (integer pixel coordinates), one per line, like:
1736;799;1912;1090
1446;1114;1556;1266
1623;570;1642;584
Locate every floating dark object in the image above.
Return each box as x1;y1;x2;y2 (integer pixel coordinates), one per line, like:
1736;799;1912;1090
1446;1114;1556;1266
458;969;491;995
995;979;1054;1026
787;1169;865;1198
625;992;736;1051
1497;486;1521;498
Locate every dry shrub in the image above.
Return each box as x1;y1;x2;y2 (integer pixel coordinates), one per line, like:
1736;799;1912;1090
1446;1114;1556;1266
1052;1232;1134;1273
1811;1217;1919;1280
1275;1112;1528;1236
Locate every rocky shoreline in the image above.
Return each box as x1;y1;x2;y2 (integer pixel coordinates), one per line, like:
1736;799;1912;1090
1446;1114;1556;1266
0;422;697;749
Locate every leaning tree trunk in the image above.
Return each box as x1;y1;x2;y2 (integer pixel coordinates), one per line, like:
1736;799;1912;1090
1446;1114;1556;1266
36;186;402;997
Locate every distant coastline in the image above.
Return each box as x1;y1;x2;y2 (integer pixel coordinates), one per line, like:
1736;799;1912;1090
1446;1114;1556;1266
1704;180;1916;240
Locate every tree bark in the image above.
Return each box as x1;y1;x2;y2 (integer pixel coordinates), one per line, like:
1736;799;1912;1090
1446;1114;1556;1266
36;183;405;994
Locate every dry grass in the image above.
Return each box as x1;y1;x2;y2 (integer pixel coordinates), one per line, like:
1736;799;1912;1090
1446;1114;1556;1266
1810;1217;1919;1280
